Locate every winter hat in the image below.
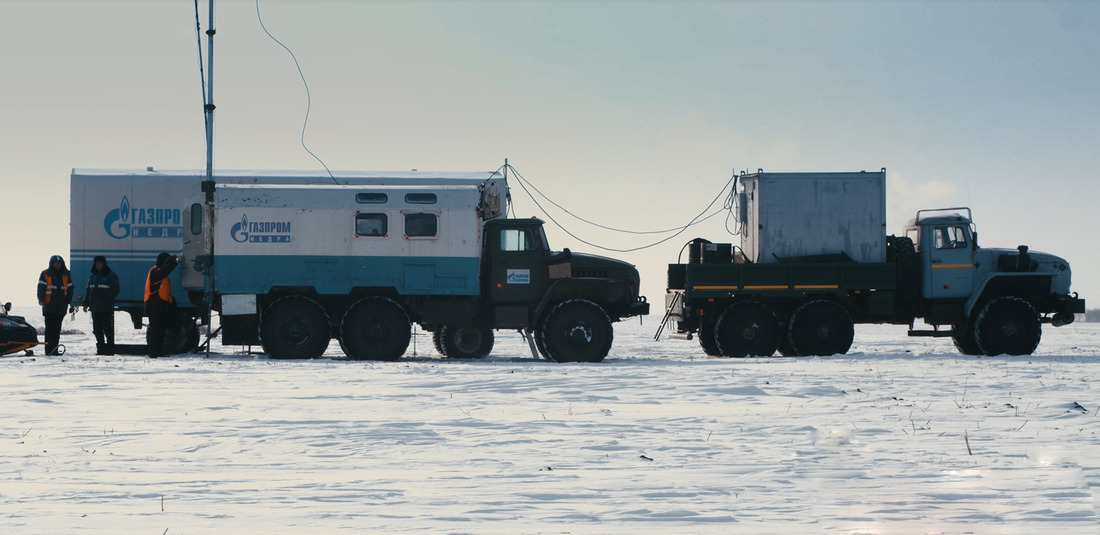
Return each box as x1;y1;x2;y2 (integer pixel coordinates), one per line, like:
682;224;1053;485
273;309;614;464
157;252;172;267
50;255;64;264
93;255;107;264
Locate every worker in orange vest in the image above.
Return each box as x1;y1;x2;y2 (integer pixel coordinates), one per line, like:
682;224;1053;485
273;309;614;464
144;252;181;358
37;255;74;355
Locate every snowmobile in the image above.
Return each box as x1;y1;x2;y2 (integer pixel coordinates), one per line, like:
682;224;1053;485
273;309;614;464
1;302;42;356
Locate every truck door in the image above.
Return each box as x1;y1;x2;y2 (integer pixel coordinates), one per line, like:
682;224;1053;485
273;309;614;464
924;224;975;299
180;202;209;291
487;223;550;305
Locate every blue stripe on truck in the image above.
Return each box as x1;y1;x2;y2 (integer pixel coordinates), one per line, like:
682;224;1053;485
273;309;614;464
212;255;481;296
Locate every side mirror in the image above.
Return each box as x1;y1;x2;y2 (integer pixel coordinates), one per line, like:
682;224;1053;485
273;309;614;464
972;231;978;250
3;302;10;312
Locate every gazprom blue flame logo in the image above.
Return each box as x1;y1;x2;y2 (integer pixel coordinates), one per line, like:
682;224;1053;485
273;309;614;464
229;213;292;243
231;214;250;243
102;196;182;240
103;196;132;239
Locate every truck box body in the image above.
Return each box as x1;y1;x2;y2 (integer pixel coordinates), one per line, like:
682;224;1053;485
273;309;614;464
205;183;499;297
740;171;886;264
70;169;503;310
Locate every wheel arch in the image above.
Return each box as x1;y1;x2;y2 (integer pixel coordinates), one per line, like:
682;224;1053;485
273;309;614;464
964;274;1054;318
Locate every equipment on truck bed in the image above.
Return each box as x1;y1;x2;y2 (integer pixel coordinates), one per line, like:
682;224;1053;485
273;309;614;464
662;169;1084;357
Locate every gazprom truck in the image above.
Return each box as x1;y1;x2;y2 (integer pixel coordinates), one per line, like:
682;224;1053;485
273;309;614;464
180;178;649;361
69;168;512;354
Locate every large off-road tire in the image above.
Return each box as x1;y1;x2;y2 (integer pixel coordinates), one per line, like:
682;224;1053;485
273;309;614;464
340;297;411;361
697;320;721;356
539;299;614;363
714;301;780;358
789;300;854;356
533;326;551;360
162;310;201;355
432;330;446;356
974;296;1041;356
777;326;800;357
951;318;983;356
259;296;331;359
440;326;494;359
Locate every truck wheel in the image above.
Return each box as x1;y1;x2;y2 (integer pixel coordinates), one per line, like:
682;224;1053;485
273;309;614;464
440;326;494;359
974;296;1041;356
951;320;983;356
777;329;800;357
698;320;721;356
260;296;331;359
789;300;854;356
162;311;200;355
340;297;411;361
539;299;614;363
432;330;446;356
714;301;780;357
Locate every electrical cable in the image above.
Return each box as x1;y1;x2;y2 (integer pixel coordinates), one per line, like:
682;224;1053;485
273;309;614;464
507;163;737;236
507;165;721;236
255;0;338;184
505;164;740;253
505;164;736;253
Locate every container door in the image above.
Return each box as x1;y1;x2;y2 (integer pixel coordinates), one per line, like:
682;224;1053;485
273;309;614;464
180;203;209;291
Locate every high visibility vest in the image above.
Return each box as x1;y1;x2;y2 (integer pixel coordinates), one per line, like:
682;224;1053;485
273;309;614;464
144;267;173;303
41;271;71;304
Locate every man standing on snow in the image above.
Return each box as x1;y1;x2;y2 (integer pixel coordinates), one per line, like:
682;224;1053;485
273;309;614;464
37;254;74;356
144;252;180;358
83;255;120;355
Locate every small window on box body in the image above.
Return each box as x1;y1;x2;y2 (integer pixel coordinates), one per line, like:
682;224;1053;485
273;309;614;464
405;213;437;237
405;193;437;204
189;203;203;235
355;213;387;236
356;193;388;204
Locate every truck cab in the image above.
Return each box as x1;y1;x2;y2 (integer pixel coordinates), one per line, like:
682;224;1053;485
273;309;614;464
909;208;978;301
905;207;1083;354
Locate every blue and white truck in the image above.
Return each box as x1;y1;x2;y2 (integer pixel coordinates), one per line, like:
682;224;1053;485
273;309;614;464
72;168;626;356
178;175;649;361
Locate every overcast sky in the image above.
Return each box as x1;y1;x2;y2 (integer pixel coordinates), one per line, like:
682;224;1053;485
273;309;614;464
2;0;1097;315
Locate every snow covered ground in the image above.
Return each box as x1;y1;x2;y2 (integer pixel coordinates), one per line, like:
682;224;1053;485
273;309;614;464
3;306;1098;534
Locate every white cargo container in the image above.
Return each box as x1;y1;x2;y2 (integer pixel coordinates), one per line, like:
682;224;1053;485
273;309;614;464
198;183;501;298
738;170;887;264
69;168;504;323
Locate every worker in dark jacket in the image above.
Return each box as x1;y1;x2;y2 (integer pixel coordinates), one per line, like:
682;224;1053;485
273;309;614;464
144;252;180;358
83;255;120;355
37;255;74;355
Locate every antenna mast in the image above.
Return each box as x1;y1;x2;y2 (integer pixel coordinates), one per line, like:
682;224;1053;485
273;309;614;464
202;0;216;201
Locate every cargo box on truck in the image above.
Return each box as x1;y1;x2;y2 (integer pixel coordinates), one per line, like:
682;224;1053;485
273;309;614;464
69;168;506;353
